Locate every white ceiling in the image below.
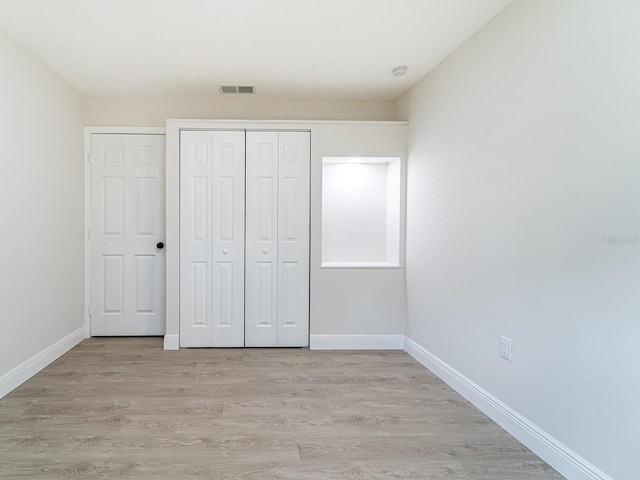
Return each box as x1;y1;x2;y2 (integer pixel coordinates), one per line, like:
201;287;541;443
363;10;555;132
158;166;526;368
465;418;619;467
0;0;512;101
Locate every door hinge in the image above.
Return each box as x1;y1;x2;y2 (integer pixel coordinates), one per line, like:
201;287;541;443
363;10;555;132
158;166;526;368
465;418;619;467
88;305;93;316
88;229;92;240
87;153;92;164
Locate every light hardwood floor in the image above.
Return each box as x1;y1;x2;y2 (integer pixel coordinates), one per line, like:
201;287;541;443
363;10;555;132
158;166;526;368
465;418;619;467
0;338;564;479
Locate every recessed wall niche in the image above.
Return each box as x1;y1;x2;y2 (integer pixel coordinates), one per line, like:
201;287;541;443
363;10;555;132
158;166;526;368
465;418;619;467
321;157;401;268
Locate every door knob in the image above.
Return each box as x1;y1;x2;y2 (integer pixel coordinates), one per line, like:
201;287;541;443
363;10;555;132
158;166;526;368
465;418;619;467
156;242;164;249
222;248;229;255
262;248;268;254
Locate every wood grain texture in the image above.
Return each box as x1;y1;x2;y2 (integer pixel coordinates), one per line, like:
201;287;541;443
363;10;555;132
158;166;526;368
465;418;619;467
0;338;565;479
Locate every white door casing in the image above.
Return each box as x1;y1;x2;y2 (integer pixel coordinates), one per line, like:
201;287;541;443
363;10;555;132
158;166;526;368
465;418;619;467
179;131;246;347
245;131;310;347
89;134;165;336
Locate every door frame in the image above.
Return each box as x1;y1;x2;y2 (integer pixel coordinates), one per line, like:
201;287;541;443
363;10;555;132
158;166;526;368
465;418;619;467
84;127;166;338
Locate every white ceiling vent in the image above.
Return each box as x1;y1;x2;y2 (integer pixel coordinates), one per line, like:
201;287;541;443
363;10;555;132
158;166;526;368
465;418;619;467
218;85;256;94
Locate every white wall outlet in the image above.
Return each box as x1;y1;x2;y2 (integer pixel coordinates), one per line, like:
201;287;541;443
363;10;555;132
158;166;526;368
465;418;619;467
499;336;512;360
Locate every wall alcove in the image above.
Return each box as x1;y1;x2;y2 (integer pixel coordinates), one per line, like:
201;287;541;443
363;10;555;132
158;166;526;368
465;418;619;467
321;157;401;268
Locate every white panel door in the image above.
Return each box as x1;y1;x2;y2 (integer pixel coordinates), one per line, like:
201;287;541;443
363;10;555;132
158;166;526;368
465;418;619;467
180;131;245;347
90;134;165;335
246;131;310;347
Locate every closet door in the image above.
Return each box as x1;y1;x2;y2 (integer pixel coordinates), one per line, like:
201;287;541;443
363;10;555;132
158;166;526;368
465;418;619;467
180;131;245;347
245;131;310;347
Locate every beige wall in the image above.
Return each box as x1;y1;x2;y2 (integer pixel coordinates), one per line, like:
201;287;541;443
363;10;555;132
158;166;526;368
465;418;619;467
0;28;85;380
84;96;394;126
396;1;640;479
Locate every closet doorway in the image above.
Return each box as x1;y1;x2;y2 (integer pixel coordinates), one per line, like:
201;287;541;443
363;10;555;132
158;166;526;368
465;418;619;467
179;130;310;347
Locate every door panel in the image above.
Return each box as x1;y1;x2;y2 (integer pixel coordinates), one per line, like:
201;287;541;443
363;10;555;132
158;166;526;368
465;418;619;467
134;255;156;312
245;133;279;346
103;255;124;313
180;131;245;347
90;134;165;336
134;177;157;235
191;261;208;326
211;132;246;347
277;132;310;346
180;132;214;346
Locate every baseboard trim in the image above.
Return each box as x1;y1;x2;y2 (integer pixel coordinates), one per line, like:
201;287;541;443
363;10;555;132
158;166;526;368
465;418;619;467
0;327;87;399
310;334;404;350
163;334;179;350
403;337;612;480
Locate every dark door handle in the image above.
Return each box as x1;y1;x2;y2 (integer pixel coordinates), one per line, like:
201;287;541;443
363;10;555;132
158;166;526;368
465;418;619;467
156;242;164;249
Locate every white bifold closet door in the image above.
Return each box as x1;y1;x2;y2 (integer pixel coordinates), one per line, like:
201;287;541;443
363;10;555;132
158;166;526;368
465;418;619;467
245;131;310;347
180;131;246;347
180;130;309;347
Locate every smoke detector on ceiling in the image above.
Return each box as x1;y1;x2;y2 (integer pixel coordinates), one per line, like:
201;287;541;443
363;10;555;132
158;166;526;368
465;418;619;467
392;66;408;77
218;85;256;94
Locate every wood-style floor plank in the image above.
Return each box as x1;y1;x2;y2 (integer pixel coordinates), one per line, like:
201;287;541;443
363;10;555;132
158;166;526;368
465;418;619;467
0;338;564;479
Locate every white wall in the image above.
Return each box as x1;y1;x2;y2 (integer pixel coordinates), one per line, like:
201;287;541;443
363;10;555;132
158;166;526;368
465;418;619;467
83;96;394;126
0;29;85;381
395;1;640;479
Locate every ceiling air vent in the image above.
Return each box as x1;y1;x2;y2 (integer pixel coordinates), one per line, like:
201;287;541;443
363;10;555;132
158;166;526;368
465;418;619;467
218;85;255;94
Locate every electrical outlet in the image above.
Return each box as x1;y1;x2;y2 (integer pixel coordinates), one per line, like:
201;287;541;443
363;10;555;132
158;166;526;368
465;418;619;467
499;336;512;360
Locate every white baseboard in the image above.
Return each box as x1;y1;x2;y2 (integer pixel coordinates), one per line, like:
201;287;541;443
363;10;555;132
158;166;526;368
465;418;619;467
403;337;612;480
163;334;179;350
310;334;404;350
165;334;404;350
0;326;87;399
